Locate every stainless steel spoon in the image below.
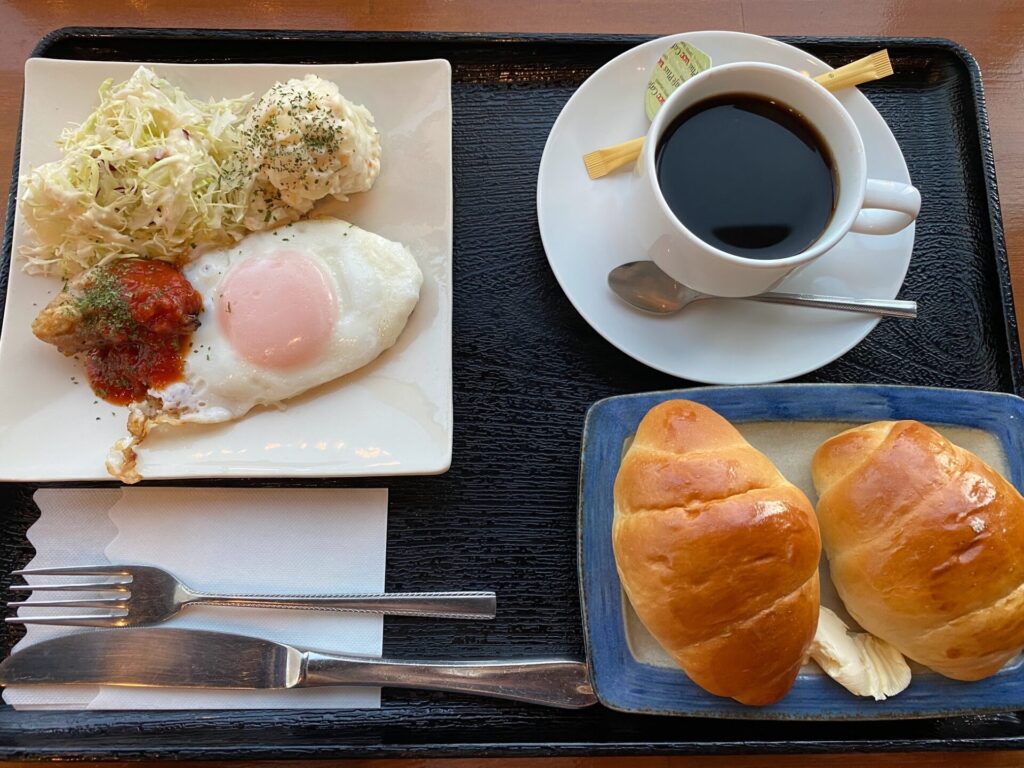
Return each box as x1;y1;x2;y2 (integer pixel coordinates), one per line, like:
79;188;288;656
608;261;917;319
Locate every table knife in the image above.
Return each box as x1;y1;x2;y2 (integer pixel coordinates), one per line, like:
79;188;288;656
0;628;597;709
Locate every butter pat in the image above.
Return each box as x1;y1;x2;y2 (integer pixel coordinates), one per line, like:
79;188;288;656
808;607;911;700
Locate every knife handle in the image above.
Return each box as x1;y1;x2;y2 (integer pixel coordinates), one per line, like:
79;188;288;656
301;652;597;709
187;591;496;620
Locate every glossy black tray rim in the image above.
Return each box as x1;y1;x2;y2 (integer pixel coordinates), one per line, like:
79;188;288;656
0;26;1021;760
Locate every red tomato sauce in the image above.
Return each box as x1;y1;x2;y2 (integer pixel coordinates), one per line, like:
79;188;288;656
80;260;202;405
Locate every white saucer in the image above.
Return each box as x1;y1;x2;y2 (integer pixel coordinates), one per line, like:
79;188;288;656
536;31;915;384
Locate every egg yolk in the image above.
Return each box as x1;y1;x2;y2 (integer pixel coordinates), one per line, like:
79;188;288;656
217;250;337;369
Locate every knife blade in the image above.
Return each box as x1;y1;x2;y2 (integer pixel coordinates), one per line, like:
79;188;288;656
0;628;597;709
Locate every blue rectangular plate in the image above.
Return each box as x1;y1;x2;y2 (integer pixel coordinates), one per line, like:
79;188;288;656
578;383;1024;720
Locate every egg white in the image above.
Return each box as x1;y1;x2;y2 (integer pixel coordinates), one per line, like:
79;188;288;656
105;216;422;484
153;216;422;425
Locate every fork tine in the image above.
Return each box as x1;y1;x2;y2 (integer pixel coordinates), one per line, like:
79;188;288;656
8;598;128;610
12;565;129;577
9;580;130;592
5;615;122;627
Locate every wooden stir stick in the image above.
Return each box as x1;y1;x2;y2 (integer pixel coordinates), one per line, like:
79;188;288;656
583;49;893;180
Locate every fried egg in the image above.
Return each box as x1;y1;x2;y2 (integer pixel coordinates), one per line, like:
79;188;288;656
107;217;422;481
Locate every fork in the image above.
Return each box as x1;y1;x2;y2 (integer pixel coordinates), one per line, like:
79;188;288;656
6;565;496;626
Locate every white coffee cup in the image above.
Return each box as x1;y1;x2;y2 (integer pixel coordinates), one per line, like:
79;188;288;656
632;61;921;297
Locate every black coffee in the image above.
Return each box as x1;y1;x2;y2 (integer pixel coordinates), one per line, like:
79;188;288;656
655;93;836;260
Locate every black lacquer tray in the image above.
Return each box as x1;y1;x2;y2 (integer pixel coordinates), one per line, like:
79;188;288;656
0;28;1021;760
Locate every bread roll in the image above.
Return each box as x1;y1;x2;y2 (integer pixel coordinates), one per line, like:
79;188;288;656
612;400;821;705
812;420;1024;680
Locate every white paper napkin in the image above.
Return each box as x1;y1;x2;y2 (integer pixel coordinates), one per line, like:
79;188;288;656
4;487;387;710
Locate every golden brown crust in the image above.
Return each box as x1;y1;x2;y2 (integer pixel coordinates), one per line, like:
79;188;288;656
31;286;86;355
812;420;1024;680
681;578;820;705
612;400;821;706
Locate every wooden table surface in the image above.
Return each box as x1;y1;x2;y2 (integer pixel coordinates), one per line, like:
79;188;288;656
1;0;1023;766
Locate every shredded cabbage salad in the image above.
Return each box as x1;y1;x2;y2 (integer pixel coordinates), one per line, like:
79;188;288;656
20;66;253;277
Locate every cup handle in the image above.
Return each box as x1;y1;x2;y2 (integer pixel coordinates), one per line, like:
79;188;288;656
850;179;921;236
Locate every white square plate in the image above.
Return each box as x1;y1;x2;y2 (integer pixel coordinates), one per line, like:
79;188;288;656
0;58;453;481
